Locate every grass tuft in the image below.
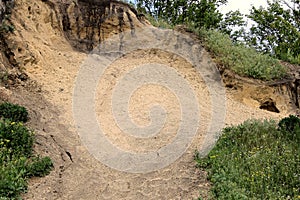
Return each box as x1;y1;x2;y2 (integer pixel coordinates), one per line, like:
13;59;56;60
145;14;173;29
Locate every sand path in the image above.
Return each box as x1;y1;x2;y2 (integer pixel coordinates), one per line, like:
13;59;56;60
20;25;292;199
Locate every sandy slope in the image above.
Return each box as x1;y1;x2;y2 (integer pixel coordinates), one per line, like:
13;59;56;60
22;28;291;200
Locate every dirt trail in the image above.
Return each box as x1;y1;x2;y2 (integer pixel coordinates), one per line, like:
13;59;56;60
23;40;290;199
1;0;296;199
22;38;292;199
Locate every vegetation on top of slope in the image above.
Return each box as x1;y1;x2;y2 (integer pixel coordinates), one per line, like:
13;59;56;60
246;0;300;65
196;28;287;81
145;14;173;29
133;0;289;80
0;102;53;199
195;115;300;200
135;0;226;29
145;14;288;81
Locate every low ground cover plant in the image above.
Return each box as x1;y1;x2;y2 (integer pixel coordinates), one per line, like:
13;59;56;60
196;116;300;199
145;14;288;81
196;28;287;81
0;102;53;199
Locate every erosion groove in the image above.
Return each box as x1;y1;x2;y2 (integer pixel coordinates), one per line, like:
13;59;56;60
54;0;146;51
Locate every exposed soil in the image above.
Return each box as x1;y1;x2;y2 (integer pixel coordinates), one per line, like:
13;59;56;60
0;0;298;199
221;68;297;115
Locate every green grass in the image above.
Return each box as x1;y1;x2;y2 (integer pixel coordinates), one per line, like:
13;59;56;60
145;14;173;29
145;14;288;81
196;116;300;200
0;103;53;199
146;14;288;81
196;28;287;81
280;48;300;65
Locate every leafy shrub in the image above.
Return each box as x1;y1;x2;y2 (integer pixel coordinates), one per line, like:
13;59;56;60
0;120;34;157
0;105;53;199
26;156;53;177
0;102;29;123
0;155;28;198
197;29;287;80
278;115;300;132
0;152;53;199
196;119;300;199
145;14;287;81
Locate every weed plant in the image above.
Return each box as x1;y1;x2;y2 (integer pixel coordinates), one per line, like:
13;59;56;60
196;116;300;199
0;103;53;199
196;29;287;81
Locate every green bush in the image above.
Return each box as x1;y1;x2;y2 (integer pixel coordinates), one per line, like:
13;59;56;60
145;14;287;81
0;153;53;199
278;115;300;132
196;118;300;199
0;120;34;157
26;156;53;177
0;105;53;199
0;155;28;198
0;102;29;123
197;29;287;81
278;115;300;142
